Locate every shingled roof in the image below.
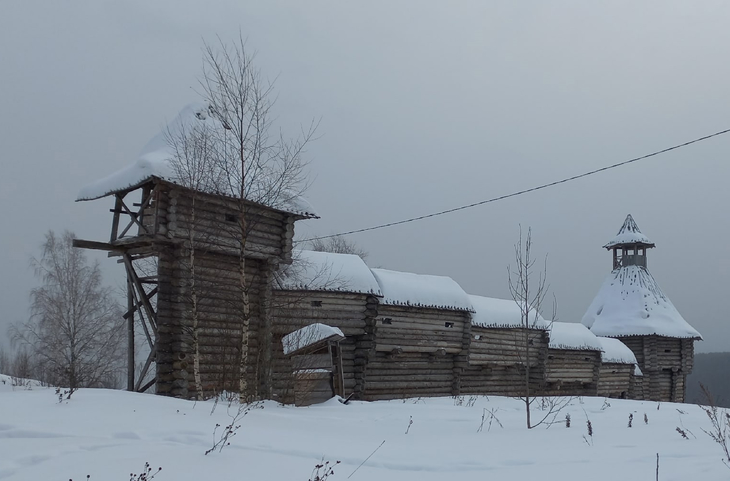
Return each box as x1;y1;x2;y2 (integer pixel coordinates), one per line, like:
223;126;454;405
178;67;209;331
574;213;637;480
603;214;655;249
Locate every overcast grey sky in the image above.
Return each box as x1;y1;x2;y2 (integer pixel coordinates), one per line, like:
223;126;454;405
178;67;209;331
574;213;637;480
1;1;728;352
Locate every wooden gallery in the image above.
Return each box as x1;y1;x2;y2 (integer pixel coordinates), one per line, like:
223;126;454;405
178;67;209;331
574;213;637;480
74;106;701;405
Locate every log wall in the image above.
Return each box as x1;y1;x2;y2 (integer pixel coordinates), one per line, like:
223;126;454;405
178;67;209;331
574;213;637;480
629;373;644;400
460;327;548;396
156;248;272;399
544;349;601;397
468;327;546;367
597;363;633;398
617;335;694;402
362;305;471;400
374;306;468;355
138;180;296;261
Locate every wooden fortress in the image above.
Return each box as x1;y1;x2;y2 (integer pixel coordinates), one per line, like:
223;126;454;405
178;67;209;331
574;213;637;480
74;107;700;404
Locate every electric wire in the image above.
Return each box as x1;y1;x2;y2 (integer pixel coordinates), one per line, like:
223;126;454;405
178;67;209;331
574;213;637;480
298;127;730;243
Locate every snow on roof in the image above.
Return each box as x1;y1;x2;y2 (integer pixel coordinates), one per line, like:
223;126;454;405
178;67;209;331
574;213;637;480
370;268;473;312
596;337;637;364
468;295;549;329
548;322;603;351
634;365;643;376
603;214;654;249
282;323;345;356
275;250;382;296
582;265;702;339
76;103;317;217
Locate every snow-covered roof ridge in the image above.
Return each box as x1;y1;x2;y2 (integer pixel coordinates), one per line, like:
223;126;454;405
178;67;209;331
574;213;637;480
370;268;474;312
468;295;549;329
275;250;382;296
549;322;603;351
76;103;317;218
603;214;654;249
596;337;637;364
582;265;702;339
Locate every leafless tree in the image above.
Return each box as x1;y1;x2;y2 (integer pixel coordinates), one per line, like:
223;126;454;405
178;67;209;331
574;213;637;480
167;35;316;401
10;231;125;394
0;347;8;375
508;226;564;428
309;235;368;260
166;120;219;398
700;383;730;469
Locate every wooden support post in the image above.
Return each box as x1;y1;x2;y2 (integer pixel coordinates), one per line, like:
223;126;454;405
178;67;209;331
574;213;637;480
111;194;123;242
123;254;157;331
330;341;345;398
135;347;156;392
127;277;135;392
123;287;158;320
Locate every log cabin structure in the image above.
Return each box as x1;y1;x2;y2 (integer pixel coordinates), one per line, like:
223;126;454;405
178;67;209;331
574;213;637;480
366;268;473;400
544;322;602;397
460;295;549;397
282;323;346;406
73;104;317;399
595;336;638;399
271;250;382;403
582;215;701;402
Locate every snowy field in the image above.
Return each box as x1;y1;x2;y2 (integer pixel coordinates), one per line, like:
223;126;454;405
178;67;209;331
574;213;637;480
1;374;727;480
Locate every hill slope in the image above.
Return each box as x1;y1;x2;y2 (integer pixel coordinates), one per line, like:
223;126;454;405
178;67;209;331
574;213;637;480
686;352;730;407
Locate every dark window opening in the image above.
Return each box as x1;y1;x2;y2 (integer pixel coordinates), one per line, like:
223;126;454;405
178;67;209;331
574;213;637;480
224;213;238;223
310;300;322;307
382;318;392;325
664;349;671;353
444;322;454;328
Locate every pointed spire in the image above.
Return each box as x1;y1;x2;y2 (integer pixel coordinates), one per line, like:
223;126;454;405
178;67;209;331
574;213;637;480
603;214;655;249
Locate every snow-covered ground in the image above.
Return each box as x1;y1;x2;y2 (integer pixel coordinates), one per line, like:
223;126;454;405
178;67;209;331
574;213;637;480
0;373;726;480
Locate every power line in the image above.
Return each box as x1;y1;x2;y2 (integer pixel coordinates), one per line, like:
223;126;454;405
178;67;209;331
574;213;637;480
298;127;730;243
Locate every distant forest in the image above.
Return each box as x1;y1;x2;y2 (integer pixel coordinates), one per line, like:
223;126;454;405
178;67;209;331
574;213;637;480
686;352;730;408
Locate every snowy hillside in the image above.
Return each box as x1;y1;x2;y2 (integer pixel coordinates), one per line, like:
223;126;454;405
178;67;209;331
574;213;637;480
0;374;727;480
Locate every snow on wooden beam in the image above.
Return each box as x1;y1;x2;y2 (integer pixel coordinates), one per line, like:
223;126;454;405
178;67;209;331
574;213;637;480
283;323;345;357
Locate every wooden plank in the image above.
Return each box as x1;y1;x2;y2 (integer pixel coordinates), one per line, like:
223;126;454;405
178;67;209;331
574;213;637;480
110;194;123;242
127;279;135;392
73;239;122;251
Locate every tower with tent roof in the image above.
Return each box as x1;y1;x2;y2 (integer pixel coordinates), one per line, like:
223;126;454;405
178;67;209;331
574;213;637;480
582;214;701;402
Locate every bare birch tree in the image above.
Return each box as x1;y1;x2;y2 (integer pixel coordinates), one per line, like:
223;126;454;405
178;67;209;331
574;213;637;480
167;36;315;401
508;227;564;428
10;231;125;394
166;120;220;398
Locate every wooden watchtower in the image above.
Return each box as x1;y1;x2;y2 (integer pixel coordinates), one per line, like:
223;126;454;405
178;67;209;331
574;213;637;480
581;214;701;402
73;105;317;399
